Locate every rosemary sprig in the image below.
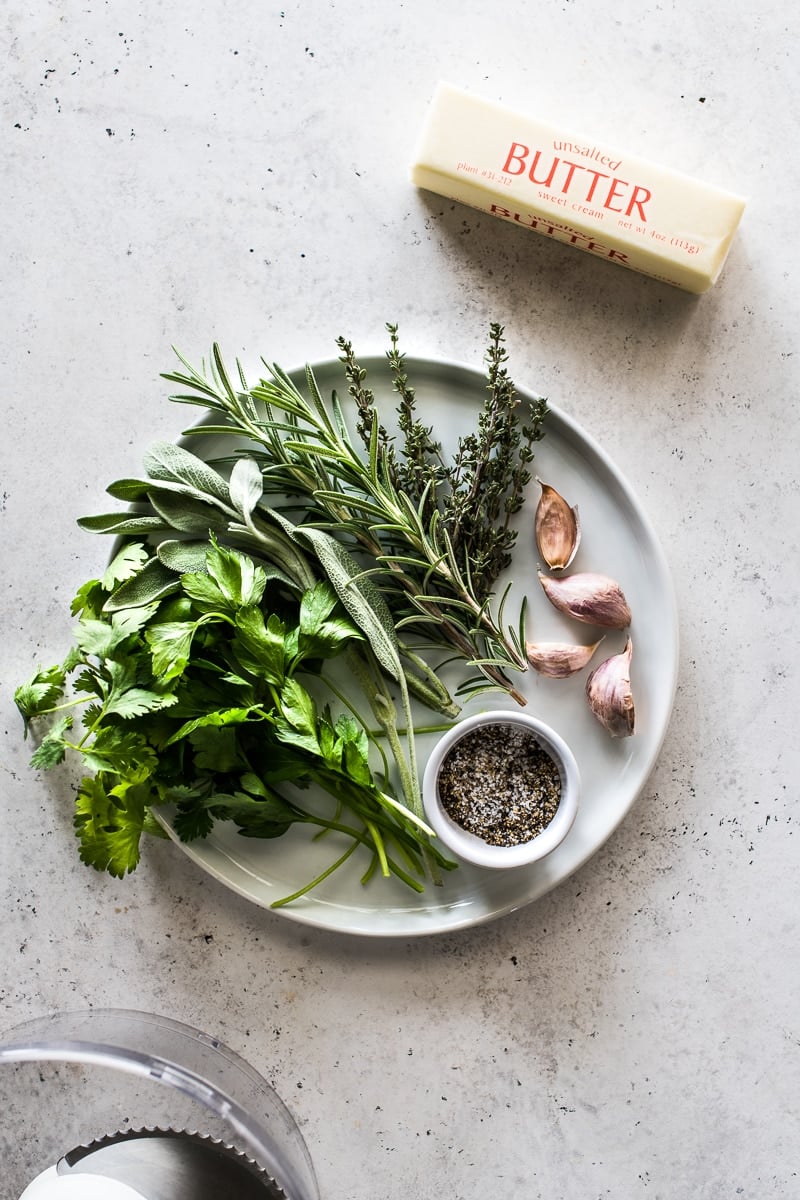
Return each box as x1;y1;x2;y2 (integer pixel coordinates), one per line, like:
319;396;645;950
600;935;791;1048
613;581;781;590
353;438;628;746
163;325;547;702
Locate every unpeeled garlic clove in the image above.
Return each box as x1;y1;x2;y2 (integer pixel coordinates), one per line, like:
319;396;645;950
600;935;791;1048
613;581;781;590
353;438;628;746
586;637;635;737
538;571;632;629
525;637;604;678
534;479;581;570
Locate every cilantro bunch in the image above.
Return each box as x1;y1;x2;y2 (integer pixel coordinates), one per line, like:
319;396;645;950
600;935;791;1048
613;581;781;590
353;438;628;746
16;538;454;904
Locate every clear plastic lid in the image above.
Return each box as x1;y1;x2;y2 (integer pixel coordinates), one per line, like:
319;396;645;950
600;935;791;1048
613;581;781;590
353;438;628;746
0;1009;319;1200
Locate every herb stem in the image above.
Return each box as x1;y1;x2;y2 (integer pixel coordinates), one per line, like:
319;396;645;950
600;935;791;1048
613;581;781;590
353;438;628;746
270;840;360;908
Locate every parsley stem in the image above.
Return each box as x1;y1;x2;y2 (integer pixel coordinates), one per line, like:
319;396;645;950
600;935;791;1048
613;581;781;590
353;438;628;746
364;818;390;877
270;840;360;907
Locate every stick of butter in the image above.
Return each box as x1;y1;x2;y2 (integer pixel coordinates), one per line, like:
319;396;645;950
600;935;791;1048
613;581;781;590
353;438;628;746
410;82;746;294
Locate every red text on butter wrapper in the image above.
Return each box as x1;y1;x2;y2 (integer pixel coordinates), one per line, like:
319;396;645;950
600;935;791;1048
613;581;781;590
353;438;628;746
501;143;652;221
489;205;630;262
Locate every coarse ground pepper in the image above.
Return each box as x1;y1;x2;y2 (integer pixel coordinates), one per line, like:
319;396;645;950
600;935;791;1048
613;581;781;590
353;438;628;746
437;722;562;846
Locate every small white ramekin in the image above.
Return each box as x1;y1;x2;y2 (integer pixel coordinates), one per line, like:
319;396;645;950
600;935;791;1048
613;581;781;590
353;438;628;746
422;710;580;869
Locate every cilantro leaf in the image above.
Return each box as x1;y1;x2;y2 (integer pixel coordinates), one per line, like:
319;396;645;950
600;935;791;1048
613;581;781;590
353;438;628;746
299;581;339;633
189;724;248;772
111;603;161;637
171;803;215;841
102;542;151;590
335;714;373;786
70;578;106;619
104;688;179;720
73;617;135;661
29;715;73;769
79;727;158;778
74;775;150;876
214;790;297;838
165;706;258;747
169;782;298;842
73;668;105;700
16;511;445;896
14;664;67;726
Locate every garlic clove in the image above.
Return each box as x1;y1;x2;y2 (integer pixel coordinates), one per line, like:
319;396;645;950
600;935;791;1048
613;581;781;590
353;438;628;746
586;637;635;737
525;637;604;678
534;479;581;570
538;570;632;629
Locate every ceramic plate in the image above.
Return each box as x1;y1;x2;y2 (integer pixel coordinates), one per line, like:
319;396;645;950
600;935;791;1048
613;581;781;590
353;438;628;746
155;356;678;936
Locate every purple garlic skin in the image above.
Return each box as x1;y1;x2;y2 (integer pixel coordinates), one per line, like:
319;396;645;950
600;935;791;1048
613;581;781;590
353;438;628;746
586;637;635;737
538;571;632;629
525;638;604;679
534;479;581;571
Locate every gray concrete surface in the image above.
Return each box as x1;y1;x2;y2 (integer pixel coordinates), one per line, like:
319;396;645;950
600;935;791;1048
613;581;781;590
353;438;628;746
2;2;798;1196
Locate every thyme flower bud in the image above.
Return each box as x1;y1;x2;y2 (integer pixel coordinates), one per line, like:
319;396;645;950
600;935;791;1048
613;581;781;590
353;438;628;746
525;638;604;678
534;479;581;570
586;637;635;737
538;571;632;629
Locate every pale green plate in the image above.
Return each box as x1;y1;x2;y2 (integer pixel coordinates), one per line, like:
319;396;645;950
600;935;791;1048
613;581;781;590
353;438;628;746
155;355;679;937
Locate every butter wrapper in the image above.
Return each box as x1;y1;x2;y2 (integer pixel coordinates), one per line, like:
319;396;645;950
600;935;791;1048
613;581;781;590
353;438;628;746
410;82;746;293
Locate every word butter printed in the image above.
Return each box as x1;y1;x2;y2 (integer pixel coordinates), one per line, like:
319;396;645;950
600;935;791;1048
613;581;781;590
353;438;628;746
410;82;746;293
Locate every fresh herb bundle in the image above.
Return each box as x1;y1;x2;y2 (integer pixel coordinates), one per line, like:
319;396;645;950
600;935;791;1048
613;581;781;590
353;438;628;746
16;326;548;901
16;537;455;902
164;323;547;703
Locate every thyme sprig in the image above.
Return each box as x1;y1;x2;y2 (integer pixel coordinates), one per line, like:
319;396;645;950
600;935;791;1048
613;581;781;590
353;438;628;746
163;325;547;703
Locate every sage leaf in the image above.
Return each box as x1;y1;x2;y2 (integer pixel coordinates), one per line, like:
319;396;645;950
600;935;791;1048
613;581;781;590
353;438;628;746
156;539;211;574
106;477;223;505
229;456;264;519
143;440;232;505
78;512;167;536
293;523;403;683
103;559;180;611
105;478;159;502
147;489;231;533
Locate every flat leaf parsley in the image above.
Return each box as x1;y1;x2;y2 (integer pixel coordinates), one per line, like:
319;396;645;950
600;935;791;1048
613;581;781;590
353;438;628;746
17;538;454;903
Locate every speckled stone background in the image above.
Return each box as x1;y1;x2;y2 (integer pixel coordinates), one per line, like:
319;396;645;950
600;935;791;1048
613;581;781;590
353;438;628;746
2;1;798;1197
